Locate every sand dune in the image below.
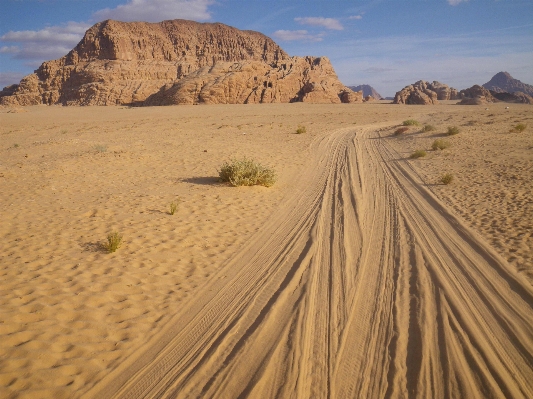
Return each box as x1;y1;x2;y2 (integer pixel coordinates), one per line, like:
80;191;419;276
1;103;532;398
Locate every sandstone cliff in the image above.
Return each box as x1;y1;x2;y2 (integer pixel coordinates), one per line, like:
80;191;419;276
144;57;361;105
0;19;359;106
347;85;383;100
393;80;459;105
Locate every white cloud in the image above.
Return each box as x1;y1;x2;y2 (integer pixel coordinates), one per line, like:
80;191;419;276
0;22;90;61
272;30;324;42
349;15;363;20
294;17;343;31
447;0;468;5
93;0;214;23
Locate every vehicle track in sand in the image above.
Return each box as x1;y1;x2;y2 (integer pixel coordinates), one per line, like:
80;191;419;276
88;126;533;399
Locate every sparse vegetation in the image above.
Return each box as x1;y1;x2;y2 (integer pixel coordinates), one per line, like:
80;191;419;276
431;139;450;151
218;157;276;187
510;123;527;132
402;119;420;126
169;198;181;215
410;150;427;159
394;127;409;135
441;173;454;185
422;124;436;132
93;144;107;153
447;126;460;136
13;143;20;148
295;125;306;134
104;232;123;253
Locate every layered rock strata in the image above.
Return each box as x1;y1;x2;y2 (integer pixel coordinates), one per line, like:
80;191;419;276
0;19;359;106
393;80;459;105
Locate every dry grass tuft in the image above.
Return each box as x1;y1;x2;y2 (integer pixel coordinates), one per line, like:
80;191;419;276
410;150;427;159
169;198;181;215
422;124;436;132
447;126;460;136
295;125;307;134
431;139;450;151
218;157;276;187
403;119;420;126
441;173;454;185
510;123;527;132
104;232;123;253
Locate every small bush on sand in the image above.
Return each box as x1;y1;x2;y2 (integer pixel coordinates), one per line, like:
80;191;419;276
431;139;450;151
441;173;454;185
422;124;436;132
218;158;276;187
295;125;306;134
403;119;420;126
394;127;409;136
410;150;427;159
93;144;107;153
510;123;527;132
169;198;181;215
104;232;123;253
447;126;460;136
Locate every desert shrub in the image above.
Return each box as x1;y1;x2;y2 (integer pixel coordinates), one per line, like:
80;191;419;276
295;125;306;134
402;119;420;126
394;127;409;135
441;173;454;185
169;198;181;215
422;124;436;132
410;150;427;159
431;139;450;151
13;144;19;148
447;126;460;136
510;123;527;132
218;157;276;187
104;232;123;253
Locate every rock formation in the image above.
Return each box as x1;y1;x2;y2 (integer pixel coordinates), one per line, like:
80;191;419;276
490;91;533;104
458;85;498;104
483;71;533;97
145;56;361;105
348;84;382;100
0;19;359;106
393;80;459;105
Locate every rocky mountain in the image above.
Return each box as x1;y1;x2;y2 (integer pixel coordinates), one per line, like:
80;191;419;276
347;85;382;100
0;19;360;106
393;80;459;105
483;72;533;97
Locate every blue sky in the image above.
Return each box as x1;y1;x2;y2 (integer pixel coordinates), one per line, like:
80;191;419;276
1;0;532;97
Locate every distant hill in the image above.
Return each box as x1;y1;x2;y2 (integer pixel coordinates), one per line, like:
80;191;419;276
347;85;383;100
483;72;533;97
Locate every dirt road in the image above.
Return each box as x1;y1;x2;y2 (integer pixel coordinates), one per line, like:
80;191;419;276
89;126;533;399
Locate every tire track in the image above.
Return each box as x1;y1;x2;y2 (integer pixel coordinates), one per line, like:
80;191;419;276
87;126;533;399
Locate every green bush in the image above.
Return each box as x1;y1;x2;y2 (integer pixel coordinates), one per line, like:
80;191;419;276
422;124;436;132
394;127;409;135
104;232;123;253
295;125;306;134
447;126;460;136
218;157;276;187
441;173;454;185
410;150;427;159
431;139;450;151
402;119;420;126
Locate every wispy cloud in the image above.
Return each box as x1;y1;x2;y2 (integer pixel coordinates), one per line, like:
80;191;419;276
348;15;363;20
0;72;27;88
294;17;343;31
0;22;90;61
272;30;324;42
447;0;468;5
93;0;215;23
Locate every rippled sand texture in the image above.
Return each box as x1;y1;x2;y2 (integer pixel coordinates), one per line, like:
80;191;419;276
1;103;532;398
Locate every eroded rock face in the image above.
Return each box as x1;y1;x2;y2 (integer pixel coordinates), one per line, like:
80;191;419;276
483;72;533;97
0;19;356;106
392;80;459;105
491;91;533;104
144;57;361;105
458;85;498;104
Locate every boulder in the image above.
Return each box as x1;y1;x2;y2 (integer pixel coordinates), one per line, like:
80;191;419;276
393;80;458;105
458;85;498;104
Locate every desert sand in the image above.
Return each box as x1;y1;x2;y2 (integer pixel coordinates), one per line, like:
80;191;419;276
1;102;532;398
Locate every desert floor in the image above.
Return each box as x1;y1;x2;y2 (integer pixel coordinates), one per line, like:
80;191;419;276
1;102;532;398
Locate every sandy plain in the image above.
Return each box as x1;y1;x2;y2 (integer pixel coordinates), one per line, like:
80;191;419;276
0;102;532;398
